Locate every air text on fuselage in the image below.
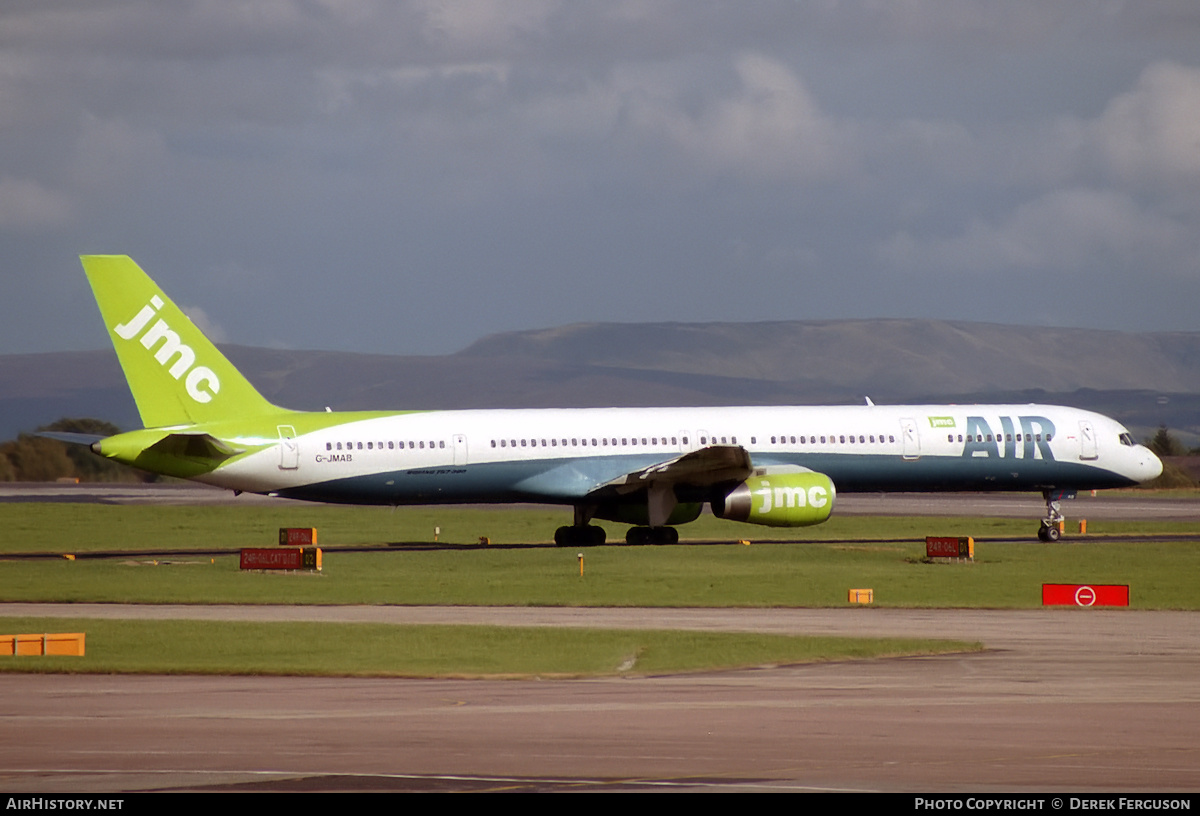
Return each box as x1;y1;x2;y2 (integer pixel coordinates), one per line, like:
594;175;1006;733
962;415;1055;460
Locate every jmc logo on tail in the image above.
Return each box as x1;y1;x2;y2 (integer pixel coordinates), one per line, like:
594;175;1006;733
114;294;221;404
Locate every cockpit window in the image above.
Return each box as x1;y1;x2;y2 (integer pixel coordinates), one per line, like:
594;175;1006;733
1119;432;1135;446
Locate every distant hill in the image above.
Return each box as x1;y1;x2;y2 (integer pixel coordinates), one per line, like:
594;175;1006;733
3;319;1197;444
460;319;1200;395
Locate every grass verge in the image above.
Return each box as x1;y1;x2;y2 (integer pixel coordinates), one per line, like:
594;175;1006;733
3;537;1199;608
0;617;979;678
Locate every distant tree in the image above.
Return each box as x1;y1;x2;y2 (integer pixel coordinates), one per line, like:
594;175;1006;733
37;418;132;482
0;418;151;483
1146;426;1185;458
0;434;76;481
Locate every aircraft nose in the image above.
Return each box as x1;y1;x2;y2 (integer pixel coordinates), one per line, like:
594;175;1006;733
1141;449;1164;482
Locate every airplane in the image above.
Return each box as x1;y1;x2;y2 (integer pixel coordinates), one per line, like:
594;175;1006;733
69;255;1163;545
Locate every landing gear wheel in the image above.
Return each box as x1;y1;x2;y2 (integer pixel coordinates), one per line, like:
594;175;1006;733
625;526;679;545
1037;490;1067;542
555;525;606;547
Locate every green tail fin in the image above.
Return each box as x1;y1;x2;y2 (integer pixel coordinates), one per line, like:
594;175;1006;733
81;255;279;428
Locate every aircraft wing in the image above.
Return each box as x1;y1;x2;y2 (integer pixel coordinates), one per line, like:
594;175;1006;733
598;445;753;496
510;445;754;518
585;445;755;527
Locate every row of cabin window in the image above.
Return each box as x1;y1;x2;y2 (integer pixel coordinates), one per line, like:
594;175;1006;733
948;433;1051;443
491;436;692;449
772;434;896;444
325;440;445;451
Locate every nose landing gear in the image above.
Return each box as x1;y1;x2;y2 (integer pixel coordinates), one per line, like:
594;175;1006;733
1037;489;1075;541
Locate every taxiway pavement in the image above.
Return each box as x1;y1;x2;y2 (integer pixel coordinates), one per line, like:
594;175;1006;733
0;606;1197;792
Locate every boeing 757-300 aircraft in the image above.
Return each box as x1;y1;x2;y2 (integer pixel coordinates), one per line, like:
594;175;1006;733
69;255;1163;545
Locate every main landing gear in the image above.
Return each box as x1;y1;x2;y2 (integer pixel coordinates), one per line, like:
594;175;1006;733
555;505;607;546
554;524;607;546
553;505;680;546
625;526;679;546
1037;489;1067;542
553;525;680;546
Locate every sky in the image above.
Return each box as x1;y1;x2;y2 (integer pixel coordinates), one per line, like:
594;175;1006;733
2;0;1199;356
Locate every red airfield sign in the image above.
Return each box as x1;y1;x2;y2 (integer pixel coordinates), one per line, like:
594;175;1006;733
1042;583;1129;607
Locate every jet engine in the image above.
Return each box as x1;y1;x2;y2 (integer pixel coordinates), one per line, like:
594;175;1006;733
712;471;836;527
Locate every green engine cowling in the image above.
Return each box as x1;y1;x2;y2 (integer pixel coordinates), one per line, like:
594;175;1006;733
714;471;836;527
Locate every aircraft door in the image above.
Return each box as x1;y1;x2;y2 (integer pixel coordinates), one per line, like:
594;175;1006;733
1078;421;1098;460
453;434;468;465
900;418;920;460
277;425;299;470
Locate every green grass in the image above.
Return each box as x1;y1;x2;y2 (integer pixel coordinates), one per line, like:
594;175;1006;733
0;617;979;678
0;501;1187;677
1;501;1194;553
2;533;1199;608
1;502;1197;608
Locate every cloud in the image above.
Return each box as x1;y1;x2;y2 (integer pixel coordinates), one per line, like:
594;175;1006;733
616;53;853;182
180;304;228;344
0;178;73;231
878;187;1197;275
1091;61;1200;188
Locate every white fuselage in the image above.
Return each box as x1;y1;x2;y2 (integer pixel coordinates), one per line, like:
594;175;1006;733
199;403;1162;506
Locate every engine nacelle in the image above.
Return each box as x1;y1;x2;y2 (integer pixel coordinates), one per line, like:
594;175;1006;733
714;472;836;527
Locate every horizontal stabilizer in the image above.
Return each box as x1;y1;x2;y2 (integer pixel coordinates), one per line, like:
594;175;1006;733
34;431;108;446
146;432;246;461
